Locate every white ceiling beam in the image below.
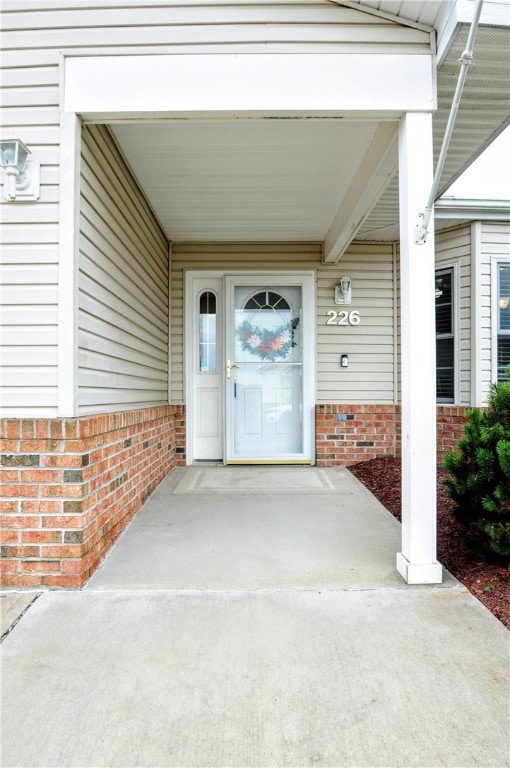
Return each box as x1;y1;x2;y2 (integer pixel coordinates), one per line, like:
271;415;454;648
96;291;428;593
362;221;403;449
322;122;398;263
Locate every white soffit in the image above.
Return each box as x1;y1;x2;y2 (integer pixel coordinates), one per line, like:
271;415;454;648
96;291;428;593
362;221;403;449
111;119;384;242
358;22;510;241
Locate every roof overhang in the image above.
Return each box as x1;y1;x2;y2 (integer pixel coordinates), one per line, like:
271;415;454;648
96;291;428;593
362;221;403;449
65;48;434;251
62;2;509;252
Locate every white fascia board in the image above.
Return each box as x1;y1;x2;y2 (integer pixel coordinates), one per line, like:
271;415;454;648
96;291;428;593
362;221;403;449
323;122;398;262
436;2;461;65
63;53;436;118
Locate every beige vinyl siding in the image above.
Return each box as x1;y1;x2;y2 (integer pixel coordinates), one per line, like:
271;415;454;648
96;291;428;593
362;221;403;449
317;244;395;403
0;50;61;414
435;226;472;405
0;174;59;417
0;4;431;57
171;242;396;405
483;222;510;394
78;126;169;414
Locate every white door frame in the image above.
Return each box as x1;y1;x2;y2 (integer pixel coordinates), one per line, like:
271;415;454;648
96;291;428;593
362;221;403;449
185;270;316;465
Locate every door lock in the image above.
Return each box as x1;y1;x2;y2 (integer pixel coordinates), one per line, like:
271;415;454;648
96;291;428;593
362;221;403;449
226;359;239;379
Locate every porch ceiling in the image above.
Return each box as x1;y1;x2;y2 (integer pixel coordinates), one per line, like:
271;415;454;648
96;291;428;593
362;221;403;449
110;18;510;249
111;119;386;243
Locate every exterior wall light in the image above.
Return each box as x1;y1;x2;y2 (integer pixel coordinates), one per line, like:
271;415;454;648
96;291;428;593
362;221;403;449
0;136;40;201
335;275;352;305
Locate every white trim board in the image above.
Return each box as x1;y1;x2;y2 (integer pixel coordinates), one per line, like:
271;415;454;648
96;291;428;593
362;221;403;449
63;53;436;119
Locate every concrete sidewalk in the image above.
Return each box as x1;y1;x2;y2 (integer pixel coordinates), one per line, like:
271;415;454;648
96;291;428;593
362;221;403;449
1;466;508;768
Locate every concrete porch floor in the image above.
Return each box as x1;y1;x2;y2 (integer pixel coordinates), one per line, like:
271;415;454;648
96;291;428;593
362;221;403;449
1;466;508;767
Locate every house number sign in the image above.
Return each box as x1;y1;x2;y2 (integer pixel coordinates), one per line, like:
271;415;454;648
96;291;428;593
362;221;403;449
326;310;361;326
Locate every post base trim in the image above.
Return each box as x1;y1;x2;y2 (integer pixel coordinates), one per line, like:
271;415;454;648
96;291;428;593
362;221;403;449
396;552;443;584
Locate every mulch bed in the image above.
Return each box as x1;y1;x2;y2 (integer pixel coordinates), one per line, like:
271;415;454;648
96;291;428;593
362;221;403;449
349;456;510;630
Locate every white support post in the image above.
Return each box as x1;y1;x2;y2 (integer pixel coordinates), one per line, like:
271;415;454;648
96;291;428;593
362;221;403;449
57;112;81;417
396;112;442;585
167;240;172;405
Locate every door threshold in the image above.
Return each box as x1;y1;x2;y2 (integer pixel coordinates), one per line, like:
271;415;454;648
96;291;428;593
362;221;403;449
225;459;312;465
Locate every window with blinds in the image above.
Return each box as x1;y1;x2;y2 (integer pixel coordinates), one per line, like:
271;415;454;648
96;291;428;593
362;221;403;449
497;263;510;382
435;268;454;402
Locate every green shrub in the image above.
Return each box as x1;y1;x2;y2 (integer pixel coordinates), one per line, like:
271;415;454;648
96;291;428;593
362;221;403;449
443;366;510;564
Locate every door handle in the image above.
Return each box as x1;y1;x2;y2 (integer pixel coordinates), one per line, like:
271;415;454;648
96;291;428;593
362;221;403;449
226;360;239;379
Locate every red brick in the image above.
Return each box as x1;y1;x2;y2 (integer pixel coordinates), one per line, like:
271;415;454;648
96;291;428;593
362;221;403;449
0;530;19;543
0;501;19;513
35;420;49;439
2;484;39;498
2;421;20;439
19;440;59;453
2;545;39;558
42;515;85;528
49;420;64;439
42;544;82;558
66;438;94;451
0;515;40;528
0;560;18;573
1;573;41;587
21;420;35;439
21;530;61;544
62;558;87;575
21;560;61;573
64;420;79;439
0;469;19;482
0;440;18;452
42;574;85;588
21;469;62;483
22;500;61;513
41;484;87;498
42;454;84;468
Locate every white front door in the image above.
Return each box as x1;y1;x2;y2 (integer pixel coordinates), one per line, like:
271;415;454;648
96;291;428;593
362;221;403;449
187;271;315;464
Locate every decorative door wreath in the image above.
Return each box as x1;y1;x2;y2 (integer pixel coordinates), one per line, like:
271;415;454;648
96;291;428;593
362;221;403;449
237;317;300;362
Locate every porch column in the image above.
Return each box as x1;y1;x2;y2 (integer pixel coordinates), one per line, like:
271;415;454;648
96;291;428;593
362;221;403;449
396;112;442;584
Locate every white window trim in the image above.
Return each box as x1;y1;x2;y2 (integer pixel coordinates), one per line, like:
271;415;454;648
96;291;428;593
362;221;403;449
435;262;459;405
491;255;510;383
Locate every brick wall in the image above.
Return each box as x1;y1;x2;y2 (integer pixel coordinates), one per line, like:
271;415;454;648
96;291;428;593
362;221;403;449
0;406;185;588
315;404;397;466
315;404;470;466
436;405;470;460
0;402;471;587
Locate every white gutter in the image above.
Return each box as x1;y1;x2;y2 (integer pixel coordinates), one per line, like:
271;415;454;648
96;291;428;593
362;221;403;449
415;0;484;245
435;197;510;220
